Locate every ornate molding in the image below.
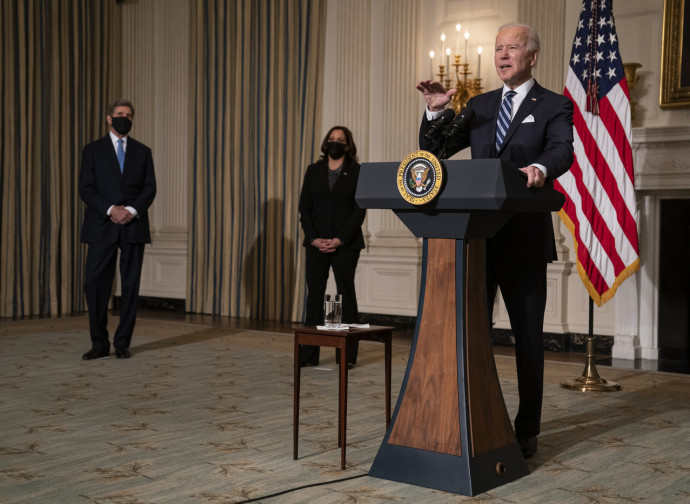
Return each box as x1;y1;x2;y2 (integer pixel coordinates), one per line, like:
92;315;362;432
633;126;690;191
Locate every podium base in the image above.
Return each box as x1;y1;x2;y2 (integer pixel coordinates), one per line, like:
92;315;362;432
369;440;528;496
366;238;529;496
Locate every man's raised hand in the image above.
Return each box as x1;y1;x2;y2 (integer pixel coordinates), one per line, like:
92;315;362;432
416;80;456;111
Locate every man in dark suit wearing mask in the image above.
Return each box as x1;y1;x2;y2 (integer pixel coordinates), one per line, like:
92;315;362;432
417;23;574;458
79;99;157;360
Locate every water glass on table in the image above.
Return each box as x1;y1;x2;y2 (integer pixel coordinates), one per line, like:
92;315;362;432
324;294;342;329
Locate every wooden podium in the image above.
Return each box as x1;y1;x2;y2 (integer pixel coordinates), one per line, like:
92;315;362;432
355;159;565;495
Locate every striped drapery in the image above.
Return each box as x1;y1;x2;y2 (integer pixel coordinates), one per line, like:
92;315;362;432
188;0;326;320
0;0;119;317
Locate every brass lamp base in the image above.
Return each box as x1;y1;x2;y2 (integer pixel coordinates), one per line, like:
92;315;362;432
561;336;622;392
561;376;622;392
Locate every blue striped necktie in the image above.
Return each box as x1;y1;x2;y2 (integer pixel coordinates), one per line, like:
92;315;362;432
495;90;517;151
117;138;125;173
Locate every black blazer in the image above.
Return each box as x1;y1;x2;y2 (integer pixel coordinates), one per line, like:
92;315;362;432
79;135;157;244
420;81;574;263
299;158;366;249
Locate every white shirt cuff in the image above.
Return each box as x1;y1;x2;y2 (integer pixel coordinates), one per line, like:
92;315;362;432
425;107;445;121
108;205;138;217
532;163;547;177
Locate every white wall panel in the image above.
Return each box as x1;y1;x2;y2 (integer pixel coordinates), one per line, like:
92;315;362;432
116;0;190;299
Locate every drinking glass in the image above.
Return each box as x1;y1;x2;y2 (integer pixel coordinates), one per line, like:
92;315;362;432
324;293;342;328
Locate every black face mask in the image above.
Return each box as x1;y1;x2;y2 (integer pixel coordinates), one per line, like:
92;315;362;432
111;116;132;136
327;141;346;160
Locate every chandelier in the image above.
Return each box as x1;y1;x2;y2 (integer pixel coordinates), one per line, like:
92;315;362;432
429;25;483;113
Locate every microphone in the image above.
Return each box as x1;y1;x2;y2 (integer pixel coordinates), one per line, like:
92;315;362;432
423;108;456;141
442;107;475;138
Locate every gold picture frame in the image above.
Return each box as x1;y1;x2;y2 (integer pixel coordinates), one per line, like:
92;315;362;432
660;0;690;108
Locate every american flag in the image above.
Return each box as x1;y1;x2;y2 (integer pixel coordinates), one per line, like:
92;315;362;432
554;0;640;307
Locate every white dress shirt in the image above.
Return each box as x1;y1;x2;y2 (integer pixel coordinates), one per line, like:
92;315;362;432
107;131;138;217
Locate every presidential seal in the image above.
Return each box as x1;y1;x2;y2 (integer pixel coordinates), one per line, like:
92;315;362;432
397;150;443;205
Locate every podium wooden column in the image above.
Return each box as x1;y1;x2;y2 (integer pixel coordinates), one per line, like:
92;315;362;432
355;159;565;495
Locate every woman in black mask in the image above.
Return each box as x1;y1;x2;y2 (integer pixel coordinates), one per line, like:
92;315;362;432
298;126;366;367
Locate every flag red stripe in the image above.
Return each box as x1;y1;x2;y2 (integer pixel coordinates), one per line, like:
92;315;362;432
597;95;640;251
599;87;635;182
568;156;627;277
556;181;609;294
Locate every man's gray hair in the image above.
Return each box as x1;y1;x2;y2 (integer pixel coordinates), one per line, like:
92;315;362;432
498;22;540;53
106;98;135;117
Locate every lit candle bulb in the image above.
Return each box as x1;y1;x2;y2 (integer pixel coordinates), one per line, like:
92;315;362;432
455;23;461;54
464;30;470;61
429;50;435;80
440;32;446;60
477;46;482;77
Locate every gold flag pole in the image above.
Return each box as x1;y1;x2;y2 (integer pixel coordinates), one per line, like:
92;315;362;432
561;298;621;392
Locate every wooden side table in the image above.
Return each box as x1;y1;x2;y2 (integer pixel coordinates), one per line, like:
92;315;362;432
293;325;394;469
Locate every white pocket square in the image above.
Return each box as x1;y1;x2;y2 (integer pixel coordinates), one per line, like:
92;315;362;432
522;114;535;123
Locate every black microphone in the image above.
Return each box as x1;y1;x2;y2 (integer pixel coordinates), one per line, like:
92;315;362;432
423;108;456;141
442;107;475;137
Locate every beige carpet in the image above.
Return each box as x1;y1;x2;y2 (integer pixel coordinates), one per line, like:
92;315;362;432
1;316;689;503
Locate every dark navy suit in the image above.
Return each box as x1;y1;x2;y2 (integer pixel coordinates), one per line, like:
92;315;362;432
79;134;156;352
420;80;574;438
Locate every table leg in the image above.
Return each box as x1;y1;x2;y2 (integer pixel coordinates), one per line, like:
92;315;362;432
385;334;391;427
294;338;301;460
339;341;348;470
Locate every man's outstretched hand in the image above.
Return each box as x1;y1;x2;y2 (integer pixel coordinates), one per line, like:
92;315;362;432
416;80;456;111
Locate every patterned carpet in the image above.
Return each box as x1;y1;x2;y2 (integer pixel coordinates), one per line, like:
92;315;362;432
1;316;689;503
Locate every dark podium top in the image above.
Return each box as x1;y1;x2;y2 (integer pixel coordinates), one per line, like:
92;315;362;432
355;159;565;239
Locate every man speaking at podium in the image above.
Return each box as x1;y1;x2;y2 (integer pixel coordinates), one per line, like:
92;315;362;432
417;23;574;458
